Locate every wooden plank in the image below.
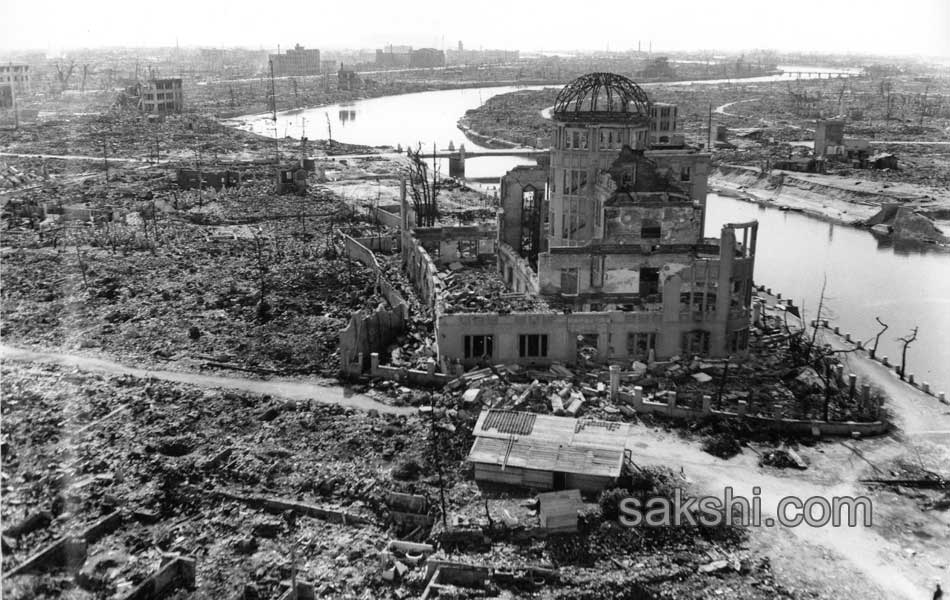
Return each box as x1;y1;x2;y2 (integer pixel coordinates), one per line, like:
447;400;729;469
120;557;196;600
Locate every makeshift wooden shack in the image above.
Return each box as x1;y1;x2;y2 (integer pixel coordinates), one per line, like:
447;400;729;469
467;410;631;493
538;489;583;533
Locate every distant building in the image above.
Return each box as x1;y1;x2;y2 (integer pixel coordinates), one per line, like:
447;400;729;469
649;102;683;146
445;48;519;66
338;67;360;91
0;86;12;109
176;169;241;191
815;119;870;166
140;79;183;114
814;119;845;157
270;44;321;76
1;63;31;107
320;59;337;74
0;64;31;94
376;45;412;68
410;48;445;69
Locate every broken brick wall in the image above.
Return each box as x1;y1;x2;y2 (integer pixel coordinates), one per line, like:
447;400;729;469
497;242;540;295
339;234;409;371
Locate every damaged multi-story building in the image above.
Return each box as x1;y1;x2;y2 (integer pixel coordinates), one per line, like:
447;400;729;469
138;78;183;115
400;73;758;370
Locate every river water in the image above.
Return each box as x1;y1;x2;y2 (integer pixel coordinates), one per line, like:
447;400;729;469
705;196;950;394
234;66;949;394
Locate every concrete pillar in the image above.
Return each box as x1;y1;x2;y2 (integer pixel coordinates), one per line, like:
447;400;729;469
922;382;930;394
776;292;782;300
861;384;871;410
752;302;762;326
702;394;712;415
370;352;379;375
907;373;915;385
848;374;857;399
358;352;365;374
668;392;678;415
647;348;656;365
737;400;747;417
822;319;829;328
845;333;851;342
939;392;947;404
633;386;644;410
856;340;863;349
882;356;889;367
609;365;620;402
426;358;436;375
833;326;840;335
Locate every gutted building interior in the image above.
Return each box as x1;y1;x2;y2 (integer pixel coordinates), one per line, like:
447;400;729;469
402;72;758;368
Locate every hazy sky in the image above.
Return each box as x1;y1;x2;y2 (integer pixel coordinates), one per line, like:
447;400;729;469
2;0;948;58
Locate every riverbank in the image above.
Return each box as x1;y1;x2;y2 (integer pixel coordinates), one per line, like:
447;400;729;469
710;164;950;246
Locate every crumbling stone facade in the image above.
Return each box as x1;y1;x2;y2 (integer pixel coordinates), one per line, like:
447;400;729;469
404;73;758;369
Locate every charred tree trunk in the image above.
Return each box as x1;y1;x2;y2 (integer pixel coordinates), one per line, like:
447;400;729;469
898;326;918;381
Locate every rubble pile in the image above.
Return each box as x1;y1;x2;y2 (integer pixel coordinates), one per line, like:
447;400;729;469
440;266;553;315
1;175;385;375
0;161;50;189
0;363;433;599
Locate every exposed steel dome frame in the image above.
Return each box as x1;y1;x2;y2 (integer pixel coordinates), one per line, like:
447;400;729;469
553;72;652;121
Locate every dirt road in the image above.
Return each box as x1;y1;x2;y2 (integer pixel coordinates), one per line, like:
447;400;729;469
2;340;946;597
0;344;415;416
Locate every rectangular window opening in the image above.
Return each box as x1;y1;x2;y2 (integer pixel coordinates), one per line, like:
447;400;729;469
519;334;548;358
464;335;495;359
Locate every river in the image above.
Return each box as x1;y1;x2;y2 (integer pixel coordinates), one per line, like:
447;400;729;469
705;196;950;394
231;66;857;179
233;66;949;394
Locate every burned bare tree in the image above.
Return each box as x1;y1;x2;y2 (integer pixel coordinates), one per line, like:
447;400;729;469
897;326;918;381
404;144;440;227
870;316;888;359
787;279;862;421
80;64;93;95
54;60;77;95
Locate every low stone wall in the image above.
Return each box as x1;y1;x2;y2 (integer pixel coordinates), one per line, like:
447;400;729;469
614;386;888;437
369;204;402;229
810;319;948;405
369;352;453;387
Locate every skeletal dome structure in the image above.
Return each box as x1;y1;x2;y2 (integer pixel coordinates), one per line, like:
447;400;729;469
553;72;652;121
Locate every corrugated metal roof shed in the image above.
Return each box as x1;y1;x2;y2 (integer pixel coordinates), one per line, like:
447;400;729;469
468;410;630;478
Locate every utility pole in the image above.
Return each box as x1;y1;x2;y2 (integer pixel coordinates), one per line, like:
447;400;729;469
270;59;280;189
11;65;18;130
707;104;712;150
102;122;110;182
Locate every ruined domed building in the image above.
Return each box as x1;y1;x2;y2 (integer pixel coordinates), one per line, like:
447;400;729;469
401;73;758;367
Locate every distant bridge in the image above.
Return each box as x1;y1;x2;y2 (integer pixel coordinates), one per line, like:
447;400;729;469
778;70;856;79
428;148;547;159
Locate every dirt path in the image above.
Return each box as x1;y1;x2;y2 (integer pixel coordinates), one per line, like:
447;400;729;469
620;301;949;599
714;98;760;117
0;151;158;163
0;345;415;416
628;426;943;599
3;341;946;596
